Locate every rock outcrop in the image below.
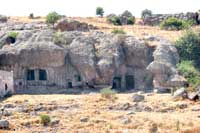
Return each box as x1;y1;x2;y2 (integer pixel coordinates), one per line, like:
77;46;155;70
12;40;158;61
0;28;186;93
55;18;98;32
147;38;187;89
143;12;198;25
0;15;7;23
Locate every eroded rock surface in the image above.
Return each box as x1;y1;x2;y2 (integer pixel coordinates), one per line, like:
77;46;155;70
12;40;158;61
0;29;185;93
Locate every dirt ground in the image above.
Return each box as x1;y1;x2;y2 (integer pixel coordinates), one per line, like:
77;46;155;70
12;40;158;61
0;93;199;133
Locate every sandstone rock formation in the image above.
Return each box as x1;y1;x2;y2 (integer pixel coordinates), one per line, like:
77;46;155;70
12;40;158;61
0;26;186;94
147;38;187;90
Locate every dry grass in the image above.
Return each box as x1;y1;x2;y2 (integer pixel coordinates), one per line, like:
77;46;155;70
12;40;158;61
0;93;199;132
9;16;200;42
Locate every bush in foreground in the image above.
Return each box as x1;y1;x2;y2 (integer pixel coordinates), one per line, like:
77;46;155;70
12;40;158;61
40;114;51;126
111;29;126;34
177;60;200;89
175;30;200;67
100;87;116;99
160;17;188;30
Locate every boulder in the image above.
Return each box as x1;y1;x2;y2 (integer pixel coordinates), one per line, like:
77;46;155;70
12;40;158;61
173;88;187;99
188;90;200;101
121;117;131;124
50;119;60;126
192;106;200;111
55;18;97;32
154;88;171;94
0;15;7;23
80;117;89;122
132;94;145;102
0;120;9;129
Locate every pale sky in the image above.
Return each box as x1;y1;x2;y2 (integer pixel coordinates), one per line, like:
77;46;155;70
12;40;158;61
1;0;200;17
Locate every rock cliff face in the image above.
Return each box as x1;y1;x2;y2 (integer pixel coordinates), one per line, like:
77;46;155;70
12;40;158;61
0;28;186;93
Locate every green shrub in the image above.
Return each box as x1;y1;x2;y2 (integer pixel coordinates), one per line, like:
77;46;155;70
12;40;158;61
100;87;116;99
127;17;135;25
111;29;126;34
177;60;200;88
187;19;197;26
107;14;121;25
8;32;18;39
40;114;51;126
160;17;188;30
141;9;152;19
175;30;200;66
46;12;61;28
96;7;104;17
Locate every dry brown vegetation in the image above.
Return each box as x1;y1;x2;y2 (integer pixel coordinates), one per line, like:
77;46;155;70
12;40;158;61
9;16;200;42
0;93;199;132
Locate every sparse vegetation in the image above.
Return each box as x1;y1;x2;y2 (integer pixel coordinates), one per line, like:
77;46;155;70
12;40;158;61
111;29;126;34
96;7;104;17
107;14;121;25
127;16;135;25
46;12;61;28
177;61;200;89
53;31;72;45
107;11;135;25
40;114;51;126
8;32;19;39
100;87;116;99
160;17;188;30
141;9;152;19
120;10;135;25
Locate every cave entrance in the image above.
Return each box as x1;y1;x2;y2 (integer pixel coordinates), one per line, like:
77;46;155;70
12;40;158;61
27;70;35;80
112;77;121;89
125;75;134;90
68;82;73;88
39;69;47;81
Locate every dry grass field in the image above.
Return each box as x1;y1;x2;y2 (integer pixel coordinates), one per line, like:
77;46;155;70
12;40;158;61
9;16;200;42
0;93;199;132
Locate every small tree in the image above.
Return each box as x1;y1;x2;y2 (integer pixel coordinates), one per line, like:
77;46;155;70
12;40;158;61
29;13;34;19
175;30;200;66
96;7;104;17
141;9;152;19
46;12;61;28
40;114;51;126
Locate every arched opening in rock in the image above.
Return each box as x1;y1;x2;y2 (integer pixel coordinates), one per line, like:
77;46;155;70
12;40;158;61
125;75;134;90
6;36;16;44
112;77;121;89
68;81;73;88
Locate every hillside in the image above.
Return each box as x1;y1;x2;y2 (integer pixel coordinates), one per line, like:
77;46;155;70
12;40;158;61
8;16;200;42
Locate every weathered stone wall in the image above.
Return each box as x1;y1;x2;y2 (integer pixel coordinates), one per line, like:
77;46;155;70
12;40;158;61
143;12;198;25
0;70;14;97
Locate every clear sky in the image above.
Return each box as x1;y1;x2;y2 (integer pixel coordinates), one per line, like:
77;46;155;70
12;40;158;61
1;0;200;17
